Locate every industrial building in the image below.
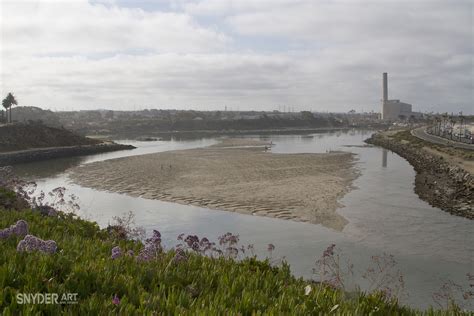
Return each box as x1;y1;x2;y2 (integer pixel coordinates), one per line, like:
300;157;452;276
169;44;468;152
381;73;418;121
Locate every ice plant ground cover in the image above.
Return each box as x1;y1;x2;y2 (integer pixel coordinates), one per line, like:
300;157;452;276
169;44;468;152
0;188;470;314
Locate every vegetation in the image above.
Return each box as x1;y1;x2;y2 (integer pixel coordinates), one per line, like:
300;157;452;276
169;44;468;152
2;93;18;124
0;186;469;314
0;123;100;152
391;130;474;160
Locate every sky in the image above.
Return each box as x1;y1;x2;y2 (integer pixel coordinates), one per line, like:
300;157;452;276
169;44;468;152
1;0;472;113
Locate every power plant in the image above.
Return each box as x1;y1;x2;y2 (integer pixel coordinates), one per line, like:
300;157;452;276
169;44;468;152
381;73;418;121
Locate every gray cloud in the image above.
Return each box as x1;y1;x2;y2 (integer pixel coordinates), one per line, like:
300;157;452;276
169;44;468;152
1;0;472;113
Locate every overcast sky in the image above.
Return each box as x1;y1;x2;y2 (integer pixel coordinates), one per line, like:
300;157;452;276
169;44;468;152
1;0;472;113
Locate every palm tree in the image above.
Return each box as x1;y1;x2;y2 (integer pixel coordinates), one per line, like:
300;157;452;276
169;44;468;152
2;93;18;123
2;98;10;123
1;99;7;123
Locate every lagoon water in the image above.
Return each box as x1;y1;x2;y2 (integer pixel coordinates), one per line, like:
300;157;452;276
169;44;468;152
13;130;473;310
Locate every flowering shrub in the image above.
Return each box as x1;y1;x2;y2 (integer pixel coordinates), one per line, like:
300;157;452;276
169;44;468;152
136;230;162;262
0;187;470;314
313;244;354;291
111;246;122;259
0;219;28;239
314;244;408;305
108;211;145;240
17;234;57;254
172;247;187;263
363;253;406;301
0;166;79;216
176;232;253;260
432;273;474;310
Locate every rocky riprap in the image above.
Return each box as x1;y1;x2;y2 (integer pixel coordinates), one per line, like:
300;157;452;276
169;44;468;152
366;132;473;219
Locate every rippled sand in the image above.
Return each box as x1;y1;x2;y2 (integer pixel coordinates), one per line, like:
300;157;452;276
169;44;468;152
69;139;358;230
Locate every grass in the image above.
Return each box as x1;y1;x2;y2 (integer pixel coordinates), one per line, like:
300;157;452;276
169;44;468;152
0;192;467;314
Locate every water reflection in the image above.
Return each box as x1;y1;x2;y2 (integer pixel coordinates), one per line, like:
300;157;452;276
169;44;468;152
13;156;85;179
382;149;388;168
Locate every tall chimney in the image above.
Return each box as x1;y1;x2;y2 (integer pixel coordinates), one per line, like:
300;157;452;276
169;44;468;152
383;72;388;102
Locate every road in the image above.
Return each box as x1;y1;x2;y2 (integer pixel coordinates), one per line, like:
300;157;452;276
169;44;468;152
411;127;474;151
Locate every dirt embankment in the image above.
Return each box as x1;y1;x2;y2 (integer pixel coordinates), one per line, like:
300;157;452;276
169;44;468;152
366;130;473;219
0;123;100;152
69;139;358;231
0;123;134;165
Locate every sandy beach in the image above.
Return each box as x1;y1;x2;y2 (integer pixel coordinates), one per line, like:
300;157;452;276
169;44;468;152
69;139;358;230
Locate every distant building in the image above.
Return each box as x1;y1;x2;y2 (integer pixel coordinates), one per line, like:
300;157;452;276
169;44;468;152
381;73;420;120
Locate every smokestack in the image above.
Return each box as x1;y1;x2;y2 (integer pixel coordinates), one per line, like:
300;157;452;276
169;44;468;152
383;72;388;102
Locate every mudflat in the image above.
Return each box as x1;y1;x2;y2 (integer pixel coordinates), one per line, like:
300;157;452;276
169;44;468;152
69;139;358;230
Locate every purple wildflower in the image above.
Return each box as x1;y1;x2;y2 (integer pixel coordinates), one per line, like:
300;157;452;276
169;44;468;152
112;294;120;305
184;235;200;249
126;250;134;257
137;230;162;262
147;230;161;244
0;230;8;239
173;248;187;263
111;246;122;259
0;220;29;239
218;232;239;246
12;220;28;236
136;248;153;262
323;244;336;258
226;247;239;258
17;235;57;254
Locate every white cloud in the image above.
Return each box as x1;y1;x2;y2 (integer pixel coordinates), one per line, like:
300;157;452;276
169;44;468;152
1;0;472;113
1;0;229;56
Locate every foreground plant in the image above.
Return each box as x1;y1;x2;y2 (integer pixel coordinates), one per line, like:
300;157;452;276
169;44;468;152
0;220;28;239
432;274;474;311
17;234;57;254
0;184;470;314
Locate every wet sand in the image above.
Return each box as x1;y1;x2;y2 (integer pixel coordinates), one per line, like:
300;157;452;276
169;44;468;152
69;139;358;230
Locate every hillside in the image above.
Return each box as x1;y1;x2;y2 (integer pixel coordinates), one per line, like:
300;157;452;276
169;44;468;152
54;109;385;138
7;106;62;127
0;186;459;314
0;123;100;153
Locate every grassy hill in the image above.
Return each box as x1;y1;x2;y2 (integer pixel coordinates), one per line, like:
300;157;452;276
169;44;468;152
0;123;100;153
0;187;464;314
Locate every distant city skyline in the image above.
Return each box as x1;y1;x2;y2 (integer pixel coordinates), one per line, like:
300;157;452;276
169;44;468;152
1;0;472;114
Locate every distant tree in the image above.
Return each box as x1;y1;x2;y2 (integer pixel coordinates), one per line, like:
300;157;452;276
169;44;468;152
449;116;456;137
1;101;7;123
434;116;442;135
2;93;18;123
301;111;314;120
459;113;465;139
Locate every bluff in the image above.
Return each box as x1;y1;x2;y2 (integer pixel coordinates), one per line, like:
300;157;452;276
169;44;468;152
0;123;134;165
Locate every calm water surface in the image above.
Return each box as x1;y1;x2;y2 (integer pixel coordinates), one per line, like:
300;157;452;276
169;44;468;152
12;130;473;310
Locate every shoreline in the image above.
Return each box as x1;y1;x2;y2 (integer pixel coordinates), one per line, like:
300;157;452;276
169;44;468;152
0;142;135;166
69;139;359;231
366;130;473;219
89;125;388;140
